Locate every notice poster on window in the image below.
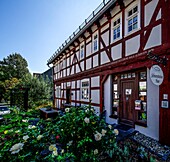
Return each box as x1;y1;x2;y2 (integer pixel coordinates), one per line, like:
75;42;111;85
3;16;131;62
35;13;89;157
135;100;141;110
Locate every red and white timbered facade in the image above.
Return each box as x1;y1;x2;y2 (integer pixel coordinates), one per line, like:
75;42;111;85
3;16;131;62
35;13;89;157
47;0;170;145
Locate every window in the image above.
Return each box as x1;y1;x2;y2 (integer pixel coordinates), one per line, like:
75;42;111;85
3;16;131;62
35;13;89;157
63;57;66;68
136;71;147;126
80;44;84;59
81;80;89;100
113;18;120;40
127;6;138;33
55;86;61;98
93;34;98;52
111;75;119;118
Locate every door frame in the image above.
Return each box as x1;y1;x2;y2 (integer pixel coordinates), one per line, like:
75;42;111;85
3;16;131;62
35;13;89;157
119;79;137;127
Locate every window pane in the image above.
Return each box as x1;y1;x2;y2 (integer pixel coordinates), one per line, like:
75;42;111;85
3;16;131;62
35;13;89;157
133;16;138;23
139;82;146;91
128;73;131;78
133;6;138;13
132;73;135;77
117;32;120;38
114;29;117;35
117;26;120;32
128;19;132;25
128;10;132;17
140;72;146;80
133;23;138;29
128;25;132;32
114;84;117;91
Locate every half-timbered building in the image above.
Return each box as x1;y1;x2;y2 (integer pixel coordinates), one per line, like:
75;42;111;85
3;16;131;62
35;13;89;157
47;0;170;145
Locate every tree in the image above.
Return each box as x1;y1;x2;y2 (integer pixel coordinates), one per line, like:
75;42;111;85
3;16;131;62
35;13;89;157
0;53;29;102
19;73;52;108
0;53;29;80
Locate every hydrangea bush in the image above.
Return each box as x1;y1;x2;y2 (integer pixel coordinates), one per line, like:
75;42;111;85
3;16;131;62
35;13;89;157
0;106;129;161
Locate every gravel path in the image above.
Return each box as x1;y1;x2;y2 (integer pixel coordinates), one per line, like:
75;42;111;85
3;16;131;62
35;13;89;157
130;132;170;161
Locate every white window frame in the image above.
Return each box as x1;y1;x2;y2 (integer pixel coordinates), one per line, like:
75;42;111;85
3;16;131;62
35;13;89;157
81;79;90;100
93;32;98;52
80;42;85;59
55;86;61;98
111;15;122;42
62;56;66;68
125;1;140;36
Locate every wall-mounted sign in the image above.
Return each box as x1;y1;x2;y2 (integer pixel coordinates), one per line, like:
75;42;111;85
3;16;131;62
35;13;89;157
147;51;167;66
161;100;169;108
163;94;168;100
150;65;164;86
125;89;132;95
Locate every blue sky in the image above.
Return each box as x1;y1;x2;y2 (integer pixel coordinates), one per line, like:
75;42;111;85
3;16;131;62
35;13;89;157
0;0;102;73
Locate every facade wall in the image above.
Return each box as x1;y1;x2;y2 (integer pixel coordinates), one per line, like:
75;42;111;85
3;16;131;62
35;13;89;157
49;0;170;145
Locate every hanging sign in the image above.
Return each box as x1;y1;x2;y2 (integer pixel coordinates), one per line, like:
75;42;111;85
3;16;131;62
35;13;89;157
150;65;164;86
147;52;167;66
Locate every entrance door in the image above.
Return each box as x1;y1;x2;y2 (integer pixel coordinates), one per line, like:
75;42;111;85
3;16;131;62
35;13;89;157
66;88;71;104
119;80;136;127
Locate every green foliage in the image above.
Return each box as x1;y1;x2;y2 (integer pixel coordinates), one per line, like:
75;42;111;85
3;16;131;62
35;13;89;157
0;53;29;80
56;106;120;161
0;53;29;102
19;73;52;108
0;106;129;162
3;78;21;101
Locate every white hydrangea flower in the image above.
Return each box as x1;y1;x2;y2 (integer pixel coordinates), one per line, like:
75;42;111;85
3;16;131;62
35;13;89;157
32;125;36;129
85;109;89;113
9;143;24;154
15;130;20;133
52;150;58;156
113;129;119;136
90;108;95;113
84;117;90;124
23;135;29;141
68;140;73;146
94;149;98;155
94;131;102;141
22;119;28;122
108;125;112;129
101;129;107;136
37;135;43;140
49;144;57;151
28;125;36;129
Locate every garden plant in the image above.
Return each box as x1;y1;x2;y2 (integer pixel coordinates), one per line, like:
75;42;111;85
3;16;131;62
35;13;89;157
0;106;130;161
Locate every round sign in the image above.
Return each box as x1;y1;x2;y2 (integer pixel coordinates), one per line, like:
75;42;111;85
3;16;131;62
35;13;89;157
150;65;164;86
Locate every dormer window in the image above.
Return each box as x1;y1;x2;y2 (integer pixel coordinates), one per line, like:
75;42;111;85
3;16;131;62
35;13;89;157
127;6;138;33
93;34;98;52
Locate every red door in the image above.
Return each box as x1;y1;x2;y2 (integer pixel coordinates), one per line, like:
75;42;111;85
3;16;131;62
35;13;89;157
119;80;136;127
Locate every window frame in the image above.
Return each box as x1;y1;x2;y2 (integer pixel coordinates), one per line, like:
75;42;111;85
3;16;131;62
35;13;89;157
125;1;140;36
111;16;122;42
80;43;85;60
93;32;98;52
81;79;90;101
55;85;61;98
135;71;147;126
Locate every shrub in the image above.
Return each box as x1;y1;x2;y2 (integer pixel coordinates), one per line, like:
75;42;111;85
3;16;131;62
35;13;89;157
0;106;128;161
